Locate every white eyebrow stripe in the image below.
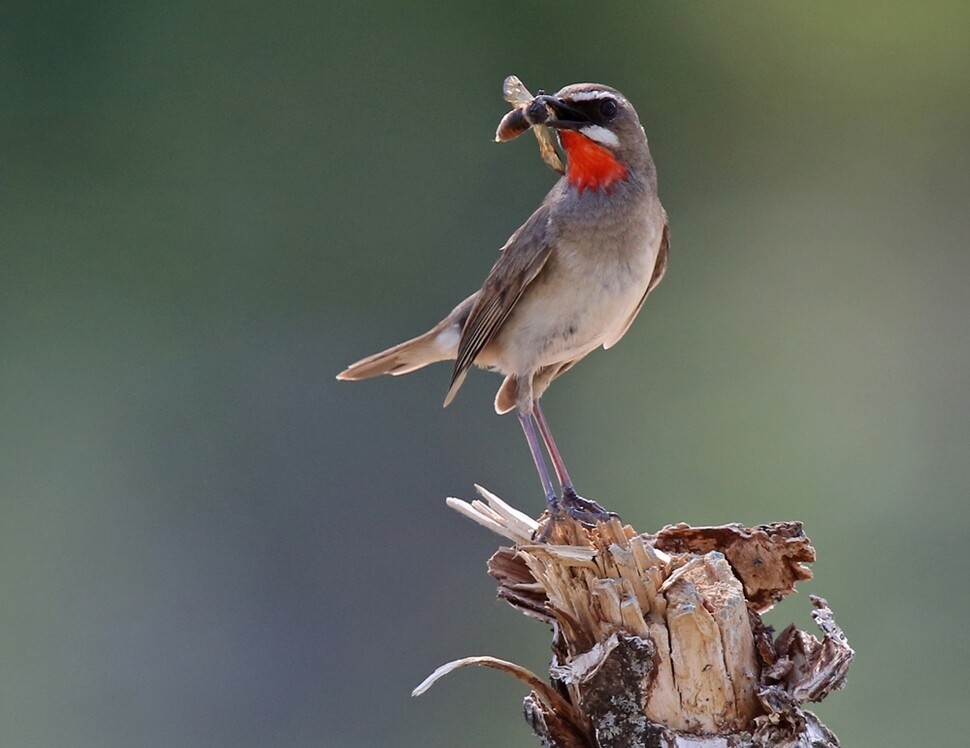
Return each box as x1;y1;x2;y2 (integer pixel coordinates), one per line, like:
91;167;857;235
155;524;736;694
567;90;615;102
579;124;620;147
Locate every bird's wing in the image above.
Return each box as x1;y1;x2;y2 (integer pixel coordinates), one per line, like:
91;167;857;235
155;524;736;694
603;219;669;349
444;203;554;406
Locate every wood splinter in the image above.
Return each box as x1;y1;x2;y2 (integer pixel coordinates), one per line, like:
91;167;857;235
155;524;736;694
415;487;854;747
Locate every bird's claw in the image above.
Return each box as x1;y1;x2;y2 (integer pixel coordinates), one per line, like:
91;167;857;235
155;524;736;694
563;505;619;526
534;490;619;541
561;489;616;522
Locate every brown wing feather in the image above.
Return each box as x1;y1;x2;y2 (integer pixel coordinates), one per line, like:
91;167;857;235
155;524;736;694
443;204;554;406
603;219;670;350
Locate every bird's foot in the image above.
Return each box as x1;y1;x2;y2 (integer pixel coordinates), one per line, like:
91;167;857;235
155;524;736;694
533;490;618;541
533;494;563;542
561;488;619;526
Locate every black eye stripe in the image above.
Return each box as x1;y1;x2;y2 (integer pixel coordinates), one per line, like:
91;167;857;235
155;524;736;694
599;98;618;119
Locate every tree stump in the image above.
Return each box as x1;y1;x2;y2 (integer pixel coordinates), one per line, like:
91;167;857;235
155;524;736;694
414;486;853;747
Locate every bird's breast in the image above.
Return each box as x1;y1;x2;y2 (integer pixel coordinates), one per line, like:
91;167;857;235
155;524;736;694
487;203;663;376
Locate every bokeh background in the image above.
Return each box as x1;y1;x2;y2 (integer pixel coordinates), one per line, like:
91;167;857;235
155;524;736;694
3;2;969;746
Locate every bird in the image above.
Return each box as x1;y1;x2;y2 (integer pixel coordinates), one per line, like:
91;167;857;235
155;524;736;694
337;81;668;528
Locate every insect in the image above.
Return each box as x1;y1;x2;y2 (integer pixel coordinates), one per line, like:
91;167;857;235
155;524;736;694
494;75;566;175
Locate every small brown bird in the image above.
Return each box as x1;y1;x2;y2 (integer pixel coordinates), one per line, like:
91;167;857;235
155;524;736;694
338;81;668;525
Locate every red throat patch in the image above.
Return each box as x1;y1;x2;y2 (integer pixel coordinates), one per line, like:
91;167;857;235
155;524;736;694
559;130;628;194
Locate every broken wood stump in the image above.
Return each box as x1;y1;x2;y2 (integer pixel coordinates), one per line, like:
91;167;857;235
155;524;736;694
414;486;853;747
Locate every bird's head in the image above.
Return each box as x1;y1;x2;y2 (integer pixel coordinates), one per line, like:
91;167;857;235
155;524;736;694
543;83;651;194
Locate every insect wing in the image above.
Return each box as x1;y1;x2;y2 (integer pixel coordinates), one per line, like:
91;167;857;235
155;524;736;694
502;75;534;106
535;128;565;174
498;75;565;175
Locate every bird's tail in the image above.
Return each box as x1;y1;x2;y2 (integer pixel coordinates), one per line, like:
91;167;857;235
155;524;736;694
337;293;475;404
336;326;455;381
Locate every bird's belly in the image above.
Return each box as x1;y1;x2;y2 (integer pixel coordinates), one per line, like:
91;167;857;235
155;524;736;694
487;233;659;376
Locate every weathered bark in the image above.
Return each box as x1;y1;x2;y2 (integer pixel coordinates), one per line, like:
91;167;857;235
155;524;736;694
415;486;853;747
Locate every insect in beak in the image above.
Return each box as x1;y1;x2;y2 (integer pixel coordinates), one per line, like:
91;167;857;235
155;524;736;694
494;76;567;175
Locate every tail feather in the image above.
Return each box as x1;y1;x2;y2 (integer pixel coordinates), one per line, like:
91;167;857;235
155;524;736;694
494;375;517;414
336;328;449;381
337;293;477;399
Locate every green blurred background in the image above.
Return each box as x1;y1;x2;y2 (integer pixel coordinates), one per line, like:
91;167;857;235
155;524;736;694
3;1;968;746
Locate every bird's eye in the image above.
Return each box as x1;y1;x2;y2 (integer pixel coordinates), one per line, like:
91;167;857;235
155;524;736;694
599;98;618;119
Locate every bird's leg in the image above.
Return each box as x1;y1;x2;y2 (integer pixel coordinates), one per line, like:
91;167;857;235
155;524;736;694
517;411;561;519
533;402;618;525
532;402;575;493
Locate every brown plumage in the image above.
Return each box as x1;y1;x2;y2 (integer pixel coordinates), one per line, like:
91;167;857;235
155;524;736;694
338;80;669;527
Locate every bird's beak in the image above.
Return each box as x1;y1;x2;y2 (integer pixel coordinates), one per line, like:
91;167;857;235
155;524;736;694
537;96;588;130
